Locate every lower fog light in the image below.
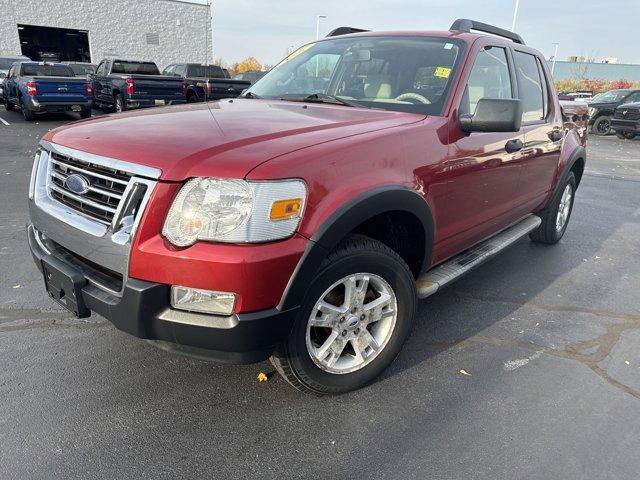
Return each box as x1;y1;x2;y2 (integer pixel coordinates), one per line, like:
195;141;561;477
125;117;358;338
171;286;236;316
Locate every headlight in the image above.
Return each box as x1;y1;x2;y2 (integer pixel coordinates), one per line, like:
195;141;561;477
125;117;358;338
162;178;306;246
588;107;596;117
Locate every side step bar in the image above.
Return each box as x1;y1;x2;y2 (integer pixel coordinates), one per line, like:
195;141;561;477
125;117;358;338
416;215;542;298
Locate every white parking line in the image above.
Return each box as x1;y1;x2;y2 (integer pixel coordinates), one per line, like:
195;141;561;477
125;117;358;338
0;116;9;126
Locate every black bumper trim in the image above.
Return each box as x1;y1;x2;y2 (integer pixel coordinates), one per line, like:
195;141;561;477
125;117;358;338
28;225;298;364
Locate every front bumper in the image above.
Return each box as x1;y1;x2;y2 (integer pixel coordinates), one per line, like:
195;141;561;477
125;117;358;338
28;224;298;363
611;118;639;133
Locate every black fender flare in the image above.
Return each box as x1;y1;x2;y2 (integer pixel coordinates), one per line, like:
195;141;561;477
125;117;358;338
278;185;434;310
542;145;586;212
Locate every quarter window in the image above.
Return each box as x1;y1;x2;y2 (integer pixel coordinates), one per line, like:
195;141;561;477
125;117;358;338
513;51;545;123
460;46;512;115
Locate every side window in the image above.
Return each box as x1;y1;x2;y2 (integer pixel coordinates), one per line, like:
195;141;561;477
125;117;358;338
624;92;640;104
8;65;15;77
460;46;512;115
513;51;545;123
536;57;550;119
174;65;187;77
163;65;175;76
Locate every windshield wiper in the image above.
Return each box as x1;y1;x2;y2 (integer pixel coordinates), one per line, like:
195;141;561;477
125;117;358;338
280;93;364;108
241;91;262;99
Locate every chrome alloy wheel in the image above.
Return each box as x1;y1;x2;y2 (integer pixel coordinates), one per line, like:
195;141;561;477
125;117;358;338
305;273;397;374
556;184;573;232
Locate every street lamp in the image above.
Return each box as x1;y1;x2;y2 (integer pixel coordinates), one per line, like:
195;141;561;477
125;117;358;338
511;0;520;31
316;15;327;40
551;43;559;75
315;15;327;77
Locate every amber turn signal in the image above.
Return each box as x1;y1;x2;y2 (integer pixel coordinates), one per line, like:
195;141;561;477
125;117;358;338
269;198;303;221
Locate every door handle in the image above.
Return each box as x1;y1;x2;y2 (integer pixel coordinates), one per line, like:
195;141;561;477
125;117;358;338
505;138;523;153
550;129;563;142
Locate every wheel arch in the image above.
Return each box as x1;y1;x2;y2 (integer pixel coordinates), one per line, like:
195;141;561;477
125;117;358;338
278;186;434;310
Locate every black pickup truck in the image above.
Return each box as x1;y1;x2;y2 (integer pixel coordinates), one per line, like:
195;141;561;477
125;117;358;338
162;63;251;102
587;89;640;135
91;59;186;112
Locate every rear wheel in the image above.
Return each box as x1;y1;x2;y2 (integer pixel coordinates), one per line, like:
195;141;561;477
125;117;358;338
615;131;636;140
530;172;576;244
114;94;125;113
20;97;35;121
592;116;611;136
271;234;417;395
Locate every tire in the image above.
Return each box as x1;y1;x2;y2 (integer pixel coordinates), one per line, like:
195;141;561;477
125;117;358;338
187;92;197;103
114;94;125;113
615;131;636;140
20;97;35;121
530;172;576;244
592;116;611;136
271;234;417;395
4;94;15;111
79;108;92;119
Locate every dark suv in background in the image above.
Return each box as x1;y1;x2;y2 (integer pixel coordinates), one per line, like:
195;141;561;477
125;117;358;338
587;89;640;135
611;102;640;139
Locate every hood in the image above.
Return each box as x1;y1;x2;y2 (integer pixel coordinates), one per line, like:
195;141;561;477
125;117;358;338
44;99;423;181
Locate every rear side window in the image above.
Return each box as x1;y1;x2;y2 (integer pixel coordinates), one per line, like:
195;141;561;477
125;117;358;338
187;65;225;78
112;61;160;75
460;46;512;115
513;51;545;123
21;64;75;77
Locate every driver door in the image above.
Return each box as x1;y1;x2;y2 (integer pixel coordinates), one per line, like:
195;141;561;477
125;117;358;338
431;45;526;262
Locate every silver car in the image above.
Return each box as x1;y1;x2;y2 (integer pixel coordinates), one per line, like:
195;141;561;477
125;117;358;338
0;55;30;96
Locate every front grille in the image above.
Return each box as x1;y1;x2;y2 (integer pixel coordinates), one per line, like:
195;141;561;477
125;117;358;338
614;108;640;120
47;151;132;225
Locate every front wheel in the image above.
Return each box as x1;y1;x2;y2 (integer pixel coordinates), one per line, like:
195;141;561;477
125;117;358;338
592;116;611;136
4;94;15;111
271;234;417;395
530;172;576;244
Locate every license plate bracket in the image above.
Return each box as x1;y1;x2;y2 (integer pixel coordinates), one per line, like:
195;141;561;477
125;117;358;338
71;105;82;112
154;99;166;106
41;257;90;318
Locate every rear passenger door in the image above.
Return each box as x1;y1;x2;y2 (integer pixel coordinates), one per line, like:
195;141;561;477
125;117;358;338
512;50;562;209
92;61;108;104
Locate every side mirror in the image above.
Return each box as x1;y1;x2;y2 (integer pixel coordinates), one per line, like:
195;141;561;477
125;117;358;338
0;73;6;79
459;98;522;133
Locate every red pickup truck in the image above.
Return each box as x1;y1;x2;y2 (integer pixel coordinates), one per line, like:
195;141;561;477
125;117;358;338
28;20;587;394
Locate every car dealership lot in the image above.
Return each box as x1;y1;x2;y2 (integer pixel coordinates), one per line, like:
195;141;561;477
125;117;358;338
1;109;640;479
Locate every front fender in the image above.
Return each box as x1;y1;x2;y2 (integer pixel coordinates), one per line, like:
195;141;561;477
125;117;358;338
278;185;434;310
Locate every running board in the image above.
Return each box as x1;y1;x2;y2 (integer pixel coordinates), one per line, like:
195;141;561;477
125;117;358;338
416;215;542;298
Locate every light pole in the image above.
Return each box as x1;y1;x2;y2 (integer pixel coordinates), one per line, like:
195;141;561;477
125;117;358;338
551;43;559;75
316;15;327;40
315;15;327;77
511;0;520;31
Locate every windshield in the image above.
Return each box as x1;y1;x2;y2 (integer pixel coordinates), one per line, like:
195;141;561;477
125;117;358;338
247;36;464;115
591;90;630;103
21;64;75;77
68;63;96;75
187;65;225;78
112;61;160;75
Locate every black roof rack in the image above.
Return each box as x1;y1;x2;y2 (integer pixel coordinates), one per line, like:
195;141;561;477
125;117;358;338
450;19;525;45
326;27;370;37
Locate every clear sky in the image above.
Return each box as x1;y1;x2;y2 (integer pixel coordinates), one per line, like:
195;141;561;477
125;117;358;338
211;0;640;68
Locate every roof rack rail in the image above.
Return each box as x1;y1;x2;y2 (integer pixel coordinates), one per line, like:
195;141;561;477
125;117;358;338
450;19;525;45
326;27;370;37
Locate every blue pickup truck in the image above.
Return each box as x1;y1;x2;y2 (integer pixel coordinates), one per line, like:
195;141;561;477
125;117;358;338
2;62;92;121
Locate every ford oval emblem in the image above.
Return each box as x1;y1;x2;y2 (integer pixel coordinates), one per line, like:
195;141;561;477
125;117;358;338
65;173;91;195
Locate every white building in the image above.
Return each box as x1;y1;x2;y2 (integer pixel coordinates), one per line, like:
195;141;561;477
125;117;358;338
0;0;212;69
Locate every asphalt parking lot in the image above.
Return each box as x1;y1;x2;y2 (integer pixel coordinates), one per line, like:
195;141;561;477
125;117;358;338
1;106;639;480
